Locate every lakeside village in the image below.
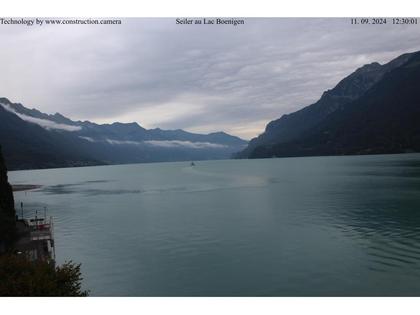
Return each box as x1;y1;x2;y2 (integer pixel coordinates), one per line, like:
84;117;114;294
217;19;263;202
14;201;56;263
0;181;56;264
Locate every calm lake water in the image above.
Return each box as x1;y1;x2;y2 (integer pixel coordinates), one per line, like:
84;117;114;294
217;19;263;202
9;154;420;296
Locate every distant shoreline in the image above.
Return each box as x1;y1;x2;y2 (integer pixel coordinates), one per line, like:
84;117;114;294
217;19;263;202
12;184;42;192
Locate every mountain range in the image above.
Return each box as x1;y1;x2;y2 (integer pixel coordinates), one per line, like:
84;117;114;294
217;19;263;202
0;98;247;170
237;51;420;158
3;51;420;170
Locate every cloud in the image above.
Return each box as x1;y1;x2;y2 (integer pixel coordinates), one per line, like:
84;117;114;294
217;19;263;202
144;140;227;149
1;19;420;139
105;139;140;145
81;137;227;149
0;103;82;131
79;136;95;142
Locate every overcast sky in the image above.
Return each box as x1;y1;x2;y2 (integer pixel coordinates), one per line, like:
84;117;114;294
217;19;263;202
1;18;420;139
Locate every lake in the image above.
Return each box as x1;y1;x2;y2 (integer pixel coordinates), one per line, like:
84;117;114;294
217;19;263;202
9;154;420;296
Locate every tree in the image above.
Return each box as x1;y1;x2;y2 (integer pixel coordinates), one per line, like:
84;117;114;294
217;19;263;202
0;254;89;296
0;145;16;252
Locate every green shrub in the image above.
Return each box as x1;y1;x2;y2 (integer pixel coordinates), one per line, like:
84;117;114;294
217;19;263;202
0;254;88;296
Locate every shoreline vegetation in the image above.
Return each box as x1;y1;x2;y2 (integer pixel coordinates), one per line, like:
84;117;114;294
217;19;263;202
0;255;89;296
0;146;88;296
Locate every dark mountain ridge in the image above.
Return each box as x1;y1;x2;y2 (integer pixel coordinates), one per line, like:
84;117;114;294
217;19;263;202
236;52;414;158
242;51;420;159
